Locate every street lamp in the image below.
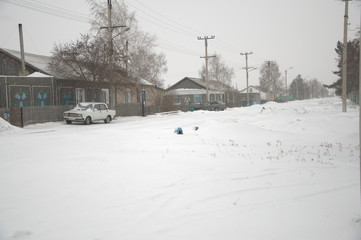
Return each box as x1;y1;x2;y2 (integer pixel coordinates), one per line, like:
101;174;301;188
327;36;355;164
285;67;293;95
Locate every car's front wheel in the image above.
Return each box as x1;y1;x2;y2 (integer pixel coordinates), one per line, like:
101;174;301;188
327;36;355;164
84;116;91;125
66;120;72;124
104;115;111;123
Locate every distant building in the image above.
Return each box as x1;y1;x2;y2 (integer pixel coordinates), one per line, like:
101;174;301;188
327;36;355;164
165;77;240;109
239;86;268;106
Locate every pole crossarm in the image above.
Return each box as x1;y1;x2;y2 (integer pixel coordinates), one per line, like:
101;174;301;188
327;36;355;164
197;36;215;41
200;55;216;59
100;25;127;30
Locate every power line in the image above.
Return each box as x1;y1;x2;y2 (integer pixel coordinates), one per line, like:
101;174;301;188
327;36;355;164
1;26;17;46
3;0;91;23
157;38;200;56
124;0;199;37
124;0;246;60
131;0;203;36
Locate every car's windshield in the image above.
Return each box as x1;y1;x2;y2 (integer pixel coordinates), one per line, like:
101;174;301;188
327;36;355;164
75;103;93;110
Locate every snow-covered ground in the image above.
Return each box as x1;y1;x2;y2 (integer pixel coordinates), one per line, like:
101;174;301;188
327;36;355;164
0;97;360;240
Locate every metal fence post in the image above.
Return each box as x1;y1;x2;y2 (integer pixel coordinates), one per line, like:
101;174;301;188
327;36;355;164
20;107;24;128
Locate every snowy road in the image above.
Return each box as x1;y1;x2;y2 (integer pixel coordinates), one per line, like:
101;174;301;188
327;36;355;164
0;98;360;240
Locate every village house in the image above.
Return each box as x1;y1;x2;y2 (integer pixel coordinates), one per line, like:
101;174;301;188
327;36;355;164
165;77;241;110
0;48;164;125
0;48;163;109
239;85;268;106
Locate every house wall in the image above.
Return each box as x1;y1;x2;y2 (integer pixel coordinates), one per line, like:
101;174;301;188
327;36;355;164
115;85;164;106
56;79;113;106
144;86;164;106
240;93;261;106
0;76;55;108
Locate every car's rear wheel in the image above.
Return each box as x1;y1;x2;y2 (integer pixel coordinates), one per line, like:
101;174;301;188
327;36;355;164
66;120;72;124
104;115;111;123
84;116;91;125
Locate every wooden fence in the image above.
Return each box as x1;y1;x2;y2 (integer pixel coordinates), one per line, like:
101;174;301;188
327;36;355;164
0;104;165;127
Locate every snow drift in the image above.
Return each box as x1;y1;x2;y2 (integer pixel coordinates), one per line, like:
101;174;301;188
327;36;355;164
0;97;359;240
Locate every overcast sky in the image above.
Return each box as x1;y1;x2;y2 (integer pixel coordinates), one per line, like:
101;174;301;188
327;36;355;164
0;0;360;89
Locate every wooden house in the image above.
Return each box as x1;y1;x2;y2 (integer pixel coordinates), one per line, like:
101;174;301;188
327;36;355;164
0;48;163;109
165;77;240;109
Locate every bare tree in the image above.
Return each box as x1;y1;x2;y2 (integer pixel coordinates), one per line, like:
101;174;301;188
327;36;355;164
259;61;282;96
88;0;167;87
199;54;234;86
50;34;118;82
308;78;323;98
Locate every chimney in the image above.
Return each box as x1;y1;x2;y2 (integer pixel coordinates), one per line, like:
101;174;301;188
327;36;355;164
18;24;28;76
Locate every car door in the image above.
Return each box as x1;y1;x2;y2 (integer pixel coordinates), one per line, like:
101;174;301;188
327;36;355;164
93;104;102;121
98;104;108;120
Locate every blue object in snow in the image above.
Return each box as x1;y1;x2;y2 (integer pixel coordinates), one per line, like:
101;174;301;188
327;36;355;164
193;126;199;131
174;127;183;135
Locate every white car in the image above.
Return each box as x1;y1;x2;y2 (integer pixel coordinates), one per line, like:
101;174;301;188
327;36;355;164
63;102;116;125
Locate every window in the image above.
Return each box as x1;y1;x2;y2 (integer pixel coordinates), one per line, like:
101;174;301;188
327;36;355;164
94;104;101;110
101;89;109;104
125;89;131;103
99;104;107;110
210;94;215;101
174;95;181;105
75;88;85;103
194;94;202;104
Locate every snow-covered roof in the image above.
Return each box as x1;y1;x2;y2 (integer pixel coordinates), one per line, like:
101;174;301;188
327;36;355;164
139;78;154;86
239;85;266;94
27;72;52;78
168;88;207;95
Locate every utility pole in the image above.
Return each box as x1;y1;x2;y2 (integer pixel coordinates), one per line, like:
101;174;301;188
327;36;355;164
358;0;361;211
342;0;351;112
265;61;275;101
198;36;215;101
100;0;129;108
107;0;113;58
285;67;293;95
240;52;253;106
101;0;129;63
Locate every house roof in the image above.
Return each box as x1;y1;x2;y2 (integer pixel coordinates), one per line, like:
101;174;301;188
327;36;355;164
27;72;52;78
139;78;154;86
0;48;156;87
0;48;52;76
167;77;236;91
239;85;266;94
